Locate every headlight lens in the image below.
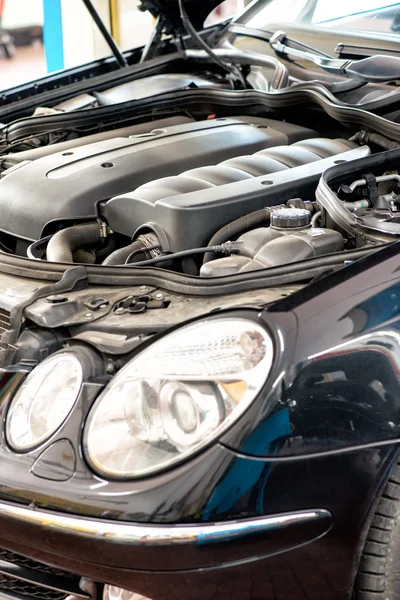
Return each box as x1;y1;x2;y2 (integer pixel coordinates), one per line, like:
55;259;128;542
6;352;83;451
84;317;273;479
103;585;151;600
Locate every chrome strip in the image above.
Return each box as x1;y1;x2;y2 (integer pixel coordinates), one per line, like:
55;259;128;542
0;502;330;546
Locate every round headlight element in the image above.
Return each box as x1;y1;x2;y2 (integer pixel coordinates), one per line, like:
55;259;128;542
84;316;273;479
6;352;83;451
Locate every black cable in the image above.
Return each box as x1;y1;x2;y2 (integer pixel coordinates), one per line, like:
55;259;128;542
177;0;246;88
204;208;272;263
123;242;242;267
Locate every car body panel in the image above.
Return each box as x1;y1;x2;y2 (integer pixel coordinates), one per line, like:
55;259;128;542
0;3;400;599
0;443;395;598
221;242;400;457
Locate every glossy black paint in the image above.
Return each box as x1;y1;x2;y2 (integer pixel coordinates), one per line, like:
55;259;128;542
0;444;396;599
222;241;400;457
31;440;76;482
0;244;398;598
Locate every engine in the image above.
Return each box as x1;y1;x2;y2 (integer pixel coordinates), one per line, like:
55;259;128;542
1;104;399;277
0;115;317;243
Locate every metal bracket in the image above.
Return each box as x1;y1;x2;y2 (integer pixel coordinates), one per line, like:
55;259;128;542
114;293;169;315
2;266;89;346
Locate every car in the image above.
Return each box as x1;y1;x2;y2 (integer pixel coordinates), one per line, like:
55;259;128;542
0;0;399;599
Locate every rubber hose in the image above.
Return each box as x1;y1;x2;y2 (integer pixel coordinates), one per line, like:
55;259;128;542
350;130;400;150
73;249;96;264
102;240;149;266
103;233;159;265
46;222;101;263
204;208;271;263
124;246;220;267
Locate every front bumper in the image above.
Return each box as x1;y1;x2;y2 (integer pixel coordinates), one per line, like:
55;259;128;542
0;502;331;572
0;443;394;600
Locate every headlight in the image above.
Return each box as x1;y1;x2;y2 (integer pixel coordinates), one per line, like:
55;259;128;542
103;585;150;600
84;316;273;479
6;352;83;451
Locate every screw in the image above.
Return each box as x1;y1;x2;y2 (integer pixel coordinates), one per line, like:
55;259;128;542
155;293;164;301
139;286;148;292
115;307;124;315
106;362;115;374
84;313;93;320
99;304;108;310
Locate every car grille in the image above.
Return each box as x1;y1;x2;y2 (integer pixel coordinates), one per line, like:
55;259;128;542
0;574;67;600
0;549;77;580
0;548;87;600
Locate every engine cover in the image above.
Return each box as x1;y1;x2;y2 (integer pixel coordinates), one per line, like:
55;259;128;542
0;117;316;242
104;140;370;251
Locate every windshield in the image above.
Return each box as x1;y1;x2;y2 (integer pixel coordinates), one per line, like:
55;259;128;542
239;0;400;37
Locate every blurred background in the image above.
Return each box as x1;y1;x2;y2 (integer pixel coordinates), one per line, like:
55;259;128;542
0;0;246;90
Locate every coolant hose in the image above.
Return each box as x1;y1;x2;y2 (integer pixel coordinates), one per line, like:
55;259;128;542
103;233;160;265
46;222;102;263
204;208;271;263
103;240;148;265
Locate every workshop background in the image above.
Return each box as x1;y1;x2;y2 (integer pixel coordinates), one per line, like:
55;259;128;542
0;0;245;89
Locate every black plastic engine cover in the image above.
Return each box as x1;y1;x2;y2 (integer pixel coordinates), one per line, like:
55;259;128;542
104;143;370;251
0;117;316;242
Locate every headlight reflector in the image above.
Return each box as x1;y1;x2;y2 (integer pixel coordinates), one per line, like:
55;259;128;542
84;317;273;479
6;352;83;451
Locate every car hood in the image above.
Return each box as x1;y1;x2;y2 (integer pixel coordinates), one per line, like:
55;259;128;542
138;0;223;30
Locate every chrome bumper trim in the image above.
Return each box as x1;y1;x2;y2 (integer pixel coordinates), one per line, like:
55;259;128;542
0;502;330;546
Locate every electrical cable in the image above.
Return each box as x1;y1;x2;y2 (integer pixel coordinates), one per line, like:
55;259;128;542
122;241;242;267
177;0;246;88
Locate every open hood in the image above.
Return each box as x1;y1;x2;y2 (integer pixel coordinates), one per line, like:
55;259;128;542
138;0;224;31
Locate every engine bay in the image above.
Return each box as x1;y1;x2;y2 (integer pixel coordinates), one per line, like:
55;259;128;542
1;45;400;281
0;10;398;401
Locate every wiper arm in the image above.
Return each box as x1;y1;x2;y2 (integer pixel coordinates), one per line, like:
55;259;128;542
270;30;400;82
270;31;343;72
229;23;332;59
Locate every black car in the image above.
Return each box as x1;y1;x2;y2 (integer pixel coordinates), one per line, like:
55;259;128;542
0;1;400;599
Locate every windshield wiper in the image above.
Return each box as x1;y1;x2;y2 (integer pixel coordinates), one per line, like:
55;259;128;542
229;24;333;58
336;43;400;60
270;31;400;83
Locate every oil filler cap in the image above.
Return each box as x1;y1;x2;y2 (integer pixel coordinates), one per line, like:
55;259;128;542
270;207;311;229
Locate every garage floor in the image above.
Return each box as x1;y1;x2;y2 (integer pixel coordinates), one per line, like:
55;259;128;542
0;42;46;90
